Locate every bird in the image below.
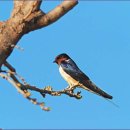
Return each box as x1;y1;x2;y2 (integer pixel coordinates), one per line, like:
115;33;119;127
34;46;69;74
53;53;113;99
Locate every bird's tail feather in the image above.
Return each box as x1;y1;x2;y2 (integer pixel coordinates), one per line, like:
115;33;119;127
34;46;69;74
81;81;113;99
104;98;119;108
90;82;113;99
80;81;119;107
82;83;119;108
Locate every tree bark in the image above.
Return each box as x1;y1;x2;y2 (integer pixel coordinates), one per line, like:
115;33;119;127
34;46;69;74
0;0;78;67
0;0;79;111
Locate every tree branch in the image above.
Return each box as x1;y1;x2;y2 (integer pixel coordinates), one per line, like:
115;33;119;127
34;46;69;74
0;62;82;111
0;0;78;67
0;0;79;111
25;85;82;99
26;0;78;31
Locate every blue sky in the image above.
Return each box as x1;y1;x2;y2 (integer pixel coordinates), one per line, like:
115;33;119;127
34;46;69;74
0;1;130;129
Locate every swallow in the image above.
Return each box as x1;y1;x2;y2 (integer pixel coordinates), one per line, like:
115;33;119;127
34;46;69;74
54;53;113;99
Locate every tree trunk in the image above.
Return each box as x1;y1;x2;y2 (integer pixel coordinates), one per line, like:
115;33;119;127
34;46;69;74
0;0;78;67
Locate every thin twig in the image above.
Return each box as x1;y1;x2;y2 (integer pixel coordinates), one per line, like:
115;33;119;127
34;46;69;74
0;62;82;111
0;72;50;111
25;85;82;99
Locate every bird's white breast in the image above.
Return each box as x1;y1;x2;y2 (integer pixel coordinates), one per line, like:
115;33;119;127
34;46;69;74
59;66;78;86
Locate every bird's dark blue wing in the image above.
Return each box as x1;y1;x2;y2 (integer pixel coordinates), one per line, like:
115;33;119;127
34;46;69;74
60;59;90;81
61;59;113;99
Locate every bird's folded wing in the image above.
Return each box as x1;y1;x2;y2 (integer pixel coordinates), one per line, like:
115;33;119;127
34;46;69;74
61;62;113;99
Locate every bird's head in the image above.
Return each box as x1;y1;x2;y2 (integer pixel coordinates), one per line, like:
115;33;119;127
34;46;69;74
53;53;70;65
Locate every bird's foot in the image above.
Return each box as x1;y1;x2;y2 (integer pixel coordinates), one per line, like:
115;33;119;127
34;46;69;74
65;86;71;90
64;85;76;94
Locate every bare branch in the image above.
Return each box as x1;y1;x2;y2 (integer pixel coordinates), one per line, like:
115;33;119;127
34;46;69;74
11;0;42;19
0;61;82;111
27;0;78;31
0;0;78;67
25;85;82;99
0;72;51;111
0;0;79;111
4;61;16;72
0;73;28;97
